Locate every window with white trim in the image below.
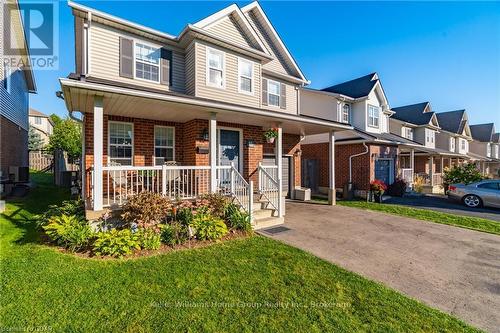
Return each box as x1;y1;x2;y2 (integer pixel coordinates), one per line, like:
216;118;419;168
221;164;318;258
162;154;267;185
487;143;491;157
207;47;225;88
450;137;455;152
425;129;434;145
367;105;379;127
402;127;413;140
135;42;160;82
268;80;280;107
342;104;350;123
109;122;133;165
238;58;253;94
34;117;42;125
154;126;175;165
4;63;11;94
460;138;467;151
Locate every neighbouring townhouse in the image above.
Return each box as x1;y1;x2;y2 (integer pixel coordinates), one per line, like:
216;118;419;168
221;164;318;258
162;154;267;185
300;73;429;197
29;108;53;146
434;110;473;164
60;1;351;225
0;0;37;191
469;123;500;176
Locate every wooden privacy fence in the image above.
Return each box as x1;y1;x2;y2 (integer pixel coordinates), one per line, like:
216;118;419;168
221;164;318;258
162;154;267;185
29;151;53;171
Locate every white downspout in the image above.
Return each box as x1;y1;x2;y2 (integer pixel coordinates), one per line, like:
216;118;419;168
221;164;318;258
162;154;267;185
349;142;369;183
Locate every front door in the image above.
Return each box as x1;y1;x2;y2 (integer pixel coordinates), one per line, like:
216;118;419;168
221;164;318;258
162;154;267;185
218;129;241;172
374;159;393;185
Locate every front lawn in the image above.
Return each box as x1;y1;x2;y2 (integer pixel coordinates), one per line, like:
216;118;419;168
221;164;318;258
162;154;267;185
338;200;500;236
0;173;478;332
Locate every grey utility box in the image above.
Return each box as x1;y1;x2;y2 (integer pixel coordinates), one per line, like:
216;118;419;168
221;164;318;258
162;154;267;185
294;187;311;201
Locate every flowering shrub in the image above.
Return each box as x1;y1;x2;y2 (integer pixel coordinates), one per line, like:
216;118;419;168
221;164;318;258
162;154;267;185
443;164;482;186
370;179;387;194
386;178;407;197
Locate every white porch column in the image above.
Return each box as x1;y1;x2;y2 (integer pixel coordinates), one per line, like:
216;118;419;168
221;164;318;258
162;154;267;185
429;155;434;186
441;156;444;173
328;130;336;205
410;149;415;187
209;113;217;193
276;126;283;217
93;96;104;211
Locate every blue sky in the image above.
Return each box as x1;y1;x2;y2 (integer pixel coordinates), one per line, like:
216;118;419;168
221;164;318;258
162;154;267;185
28;1;500;128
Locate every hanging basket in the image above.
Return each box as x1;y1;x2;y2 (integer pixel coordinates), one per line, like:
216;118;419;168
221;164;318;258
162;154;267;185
266;137;275;144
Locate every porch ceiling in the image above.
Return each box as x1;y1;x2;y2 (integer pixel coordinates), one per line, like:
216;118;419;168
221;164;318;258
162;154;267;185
60;78;351;136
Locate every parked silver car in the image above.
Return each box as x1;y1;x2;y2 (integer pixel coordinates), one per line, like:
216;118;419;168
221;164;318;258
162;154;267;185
448;180;500;208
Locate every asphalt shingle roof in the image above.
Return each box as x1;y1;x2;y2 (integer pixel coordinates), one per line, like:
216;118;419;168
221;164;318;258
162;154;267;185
435;110;465;134
29;108;49;117
469;123;495;142
321;73;378;98
391;102;435;126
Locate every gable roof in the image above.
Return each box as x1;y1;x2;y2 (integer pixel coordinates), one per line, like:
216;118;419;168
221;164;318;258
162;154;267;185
391;102;439;127
193;3;268;54
321;73;378;99
241;1;308;83
435;110;468;134
29;108;49;118
470;123;495;142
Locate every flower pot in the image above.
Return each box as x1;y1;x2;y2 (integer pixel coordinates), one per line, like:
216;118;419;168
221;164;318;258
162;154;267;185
266;137;275;144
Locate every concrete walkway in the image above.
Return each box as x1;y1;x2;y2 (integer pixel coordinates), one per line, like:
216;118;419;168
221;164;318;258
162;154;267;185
262;202;500;332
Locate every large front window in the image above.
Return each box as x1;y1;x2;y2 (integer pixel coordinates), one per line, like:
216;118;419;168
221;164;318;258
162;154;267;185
154;126;175;165
207;48;225;88
268;80;280;107
368;105;379;128
238;58;253;94
342;104;350;123
135;42;160;82
109;122;133;165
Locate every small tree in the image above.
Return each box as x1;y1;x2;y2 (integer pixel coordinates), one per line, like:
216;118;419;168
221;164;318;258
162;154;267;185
443;163;483;185
47;114;82;159
28;127;44;150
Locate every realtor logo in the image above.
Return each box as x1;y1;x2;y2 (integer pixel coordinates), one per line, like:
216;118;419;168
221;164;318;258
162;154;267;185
3;0;59;69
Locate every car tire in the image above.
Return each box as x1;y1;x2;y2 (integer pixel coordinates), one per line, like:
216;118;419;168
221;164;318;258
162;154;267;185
462;194;482;208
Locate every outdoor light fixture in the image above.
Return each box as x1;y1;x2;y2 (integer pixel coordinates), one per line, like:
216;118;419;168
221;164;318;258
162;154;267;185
246;139;256;147
200;128;209;141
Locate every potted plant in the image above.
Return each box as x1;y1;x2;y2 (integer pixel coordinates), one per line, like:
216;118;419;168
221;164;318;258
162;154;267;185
263;128;279;144
370;179;387;203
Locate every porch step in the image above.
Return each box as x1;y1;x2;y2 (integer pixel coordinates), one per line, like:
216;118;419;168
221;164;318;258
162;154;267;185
252;207;275;219
253;216;284;230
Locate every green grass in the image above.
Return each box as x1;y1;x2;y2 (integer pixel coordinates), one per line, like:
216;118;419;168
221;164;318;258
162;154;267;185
338;200;500;236
0;173;479;332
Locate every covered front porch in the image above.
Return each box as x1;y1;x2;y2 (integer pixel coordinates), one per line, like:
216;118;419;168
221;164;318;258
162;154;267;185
60;78;350;223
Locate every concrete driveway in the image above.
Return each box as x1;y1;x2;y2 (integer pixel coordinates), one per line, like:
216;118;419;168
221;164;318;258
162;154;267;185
262;202;500;332
384;194;500;222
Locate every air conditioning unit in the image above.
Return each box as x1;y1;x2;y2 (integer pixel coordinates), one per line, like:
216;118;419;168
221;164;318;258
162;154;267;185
8;166;29;183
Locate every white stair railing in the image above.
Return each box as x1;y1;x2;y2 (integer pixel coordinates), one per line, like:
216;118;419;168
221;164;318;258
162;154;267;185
217;164;253;221
258;162;279;211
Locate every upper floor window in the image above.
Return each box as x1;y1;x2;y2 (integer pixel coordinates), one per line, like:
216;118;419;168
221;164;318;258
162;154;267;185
460;138;467;151
342;104;350;123
135;42;160;82
450;137;455;151
367;105;379;128
4;63;11;94
425;129;434;144
487;143;491;157
207;47;225;88
109;122;133;166
402;127;413;140
34;117;42;125
154;126;175;165
268;80;281;107
495;145;499;158
238;58;253;94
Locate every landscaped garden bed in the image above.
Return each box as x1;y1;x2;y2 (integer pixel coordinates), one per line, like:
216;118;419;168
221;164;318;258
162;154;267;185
36;192;252;258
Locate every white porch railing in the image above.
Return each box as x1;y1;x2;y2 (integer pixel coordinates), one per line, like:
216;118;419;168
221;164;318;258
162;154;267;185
432;173;443;186
89;164;253;220
400;168;414;185
257;163;279;211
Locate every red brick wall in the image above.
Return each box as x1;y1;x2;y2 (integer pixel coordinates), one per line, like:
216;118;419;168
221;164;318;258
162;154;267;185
82;115;302;196
301;143;399;191
0;115;28;176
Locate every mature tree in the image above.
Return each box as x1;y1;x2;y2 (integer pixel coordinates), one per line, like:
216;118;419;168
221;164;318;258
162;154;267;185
47;114;82;159
28;127;44;150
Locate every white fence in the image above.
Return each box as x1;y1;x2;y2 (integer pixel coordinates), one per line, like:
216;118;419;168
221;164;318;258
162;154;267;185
400;168;413;185
258;163;279;211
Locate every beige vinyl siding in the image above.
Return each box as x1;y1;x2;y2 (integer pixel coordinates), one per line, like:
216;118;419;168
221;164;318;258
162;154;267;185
194;42;261;108
262;75;298;115
185;42;196;95
205;16;256;50
244;11;293;77
89;23;186;93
